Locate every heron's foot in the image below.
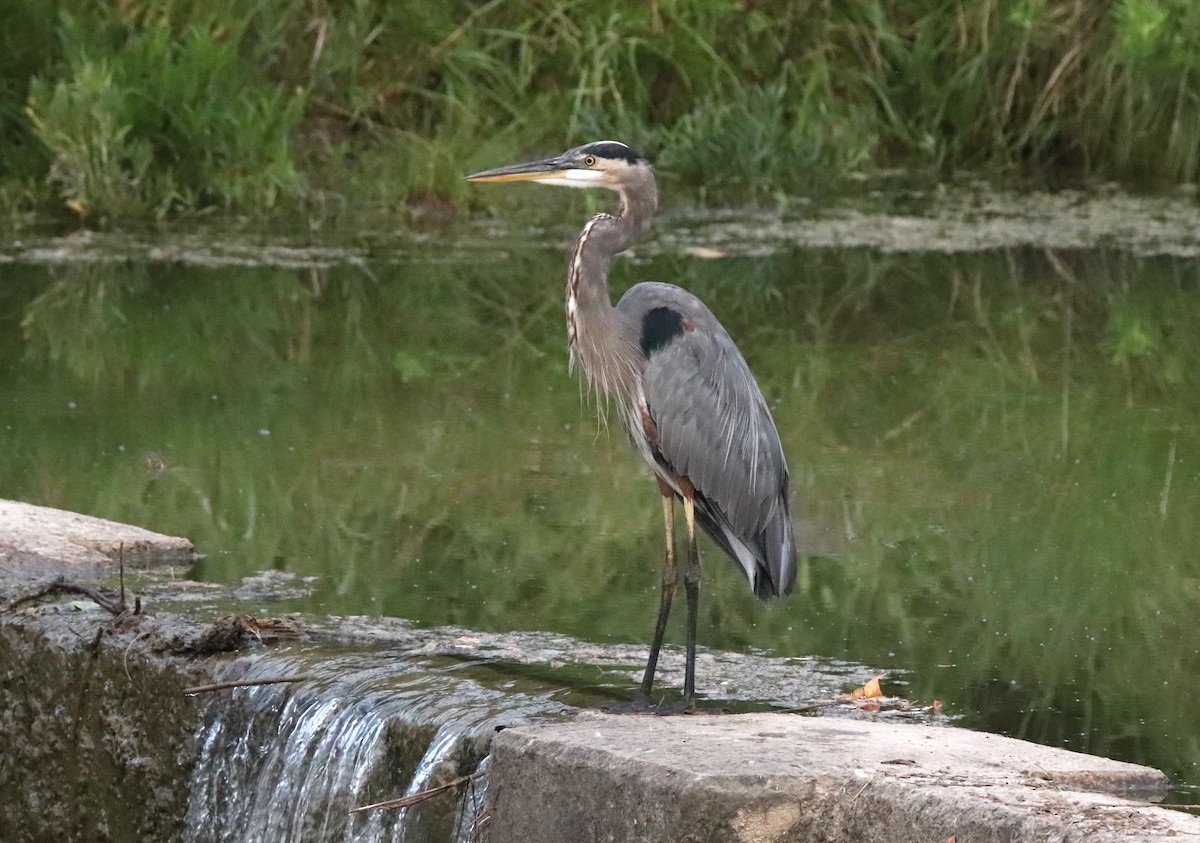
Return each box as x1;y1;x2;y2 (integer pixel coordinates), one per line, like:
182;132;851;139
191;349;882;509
604;696;659;715
654;697;699;716
605;695;698;715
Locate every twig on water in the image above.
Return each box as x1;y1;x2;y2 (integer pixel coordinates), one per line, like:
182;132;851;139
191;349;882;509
2;544;142;618
775;701;833;714
351;771;482;814
2;577;125;615
183;675;311;695
118;542;126;608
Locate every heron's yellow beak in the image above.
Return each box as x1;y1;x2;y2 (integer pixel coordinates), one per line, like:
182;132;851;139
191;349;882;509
465;150;612;189
464;156;570;184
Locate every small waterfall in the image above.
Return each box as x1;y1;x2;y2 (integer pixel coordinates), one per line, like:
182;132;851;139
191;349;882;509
393;724;463;841
185;687;434;842
451;754;491;843
182;646;561;843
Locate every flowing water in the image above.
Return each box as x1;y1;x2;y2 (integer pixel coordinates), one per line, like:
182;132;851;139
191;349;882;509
3;187;1200;830
180;648;510;843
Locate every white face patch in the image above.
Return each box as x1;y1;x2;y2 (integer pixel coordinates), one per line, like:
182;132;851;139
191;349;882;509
533;169;607;188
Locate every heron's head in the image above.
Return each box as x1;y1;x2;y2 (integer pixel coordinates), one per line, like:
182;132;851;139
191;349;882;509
465;141;649;192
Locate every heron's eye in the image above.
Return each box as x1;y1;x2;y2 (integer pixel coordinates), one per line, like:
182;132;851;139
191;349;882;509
584;155;597;167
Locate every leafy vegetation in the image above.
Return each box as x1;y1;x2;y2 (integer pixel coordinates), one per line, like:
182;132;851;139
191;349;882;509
2;0;1200;223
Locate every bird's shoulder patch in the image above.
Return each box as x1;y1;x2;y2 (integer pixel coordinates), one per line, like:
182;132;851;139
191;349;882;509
639;306;694;357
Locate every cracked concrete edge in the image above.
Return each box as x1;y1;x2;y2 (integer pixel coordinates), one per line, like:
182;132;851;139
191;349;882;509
0;499;196;576
0;612;211;843
485;713;1200;843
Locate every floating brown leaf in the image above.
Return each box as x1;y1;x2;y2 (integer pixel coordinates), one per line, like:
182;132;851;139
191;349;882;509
851;674;886;699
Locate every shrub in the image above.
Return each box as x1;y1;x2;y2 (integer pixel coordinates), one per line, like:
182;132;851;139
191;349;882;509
25;13;307;219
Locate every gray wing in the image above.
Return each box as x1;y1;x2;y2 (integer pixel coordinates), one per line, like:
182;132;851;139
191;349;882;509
617;282;796;599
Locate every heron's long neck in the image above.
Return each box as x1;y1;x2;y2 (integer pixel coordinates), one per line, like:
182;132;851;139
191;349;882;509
566;185;655;405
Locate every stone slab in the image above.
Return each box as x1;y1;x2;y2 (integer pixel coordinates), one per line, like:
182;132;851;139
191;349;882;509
0;499;195;576
488;712;1199;843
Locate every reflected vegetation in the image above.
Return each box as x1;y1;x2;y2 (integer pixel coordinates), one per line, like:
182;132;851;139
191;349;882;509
1;236;1198;789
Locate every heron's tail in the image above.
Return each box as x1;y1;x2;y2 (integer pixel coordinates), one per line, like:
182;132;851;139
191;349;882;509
695;492;796;601
755;500;796;599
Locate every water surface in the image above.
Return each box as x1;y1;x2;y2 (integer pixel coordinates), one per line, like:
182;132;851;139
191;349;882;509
2;197;1198;793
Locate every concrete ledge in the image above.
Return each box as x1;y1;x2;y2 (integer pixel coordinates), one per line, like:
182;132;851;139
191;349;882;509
0;499;195;575
0;613;207;842
488;713;1199;843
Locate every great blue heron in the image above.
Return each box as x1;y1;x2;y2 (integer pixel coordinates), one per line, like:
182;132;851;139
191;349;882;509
466;140;795;710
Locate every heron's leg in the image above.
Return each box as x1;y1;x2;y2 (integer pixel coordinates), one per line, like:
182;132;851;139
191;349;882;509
638;488;678;701
682;494;701;708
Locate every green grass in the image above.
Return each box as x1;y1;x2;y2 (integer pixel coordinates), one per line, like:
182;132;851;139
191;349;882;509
3;0;1200;223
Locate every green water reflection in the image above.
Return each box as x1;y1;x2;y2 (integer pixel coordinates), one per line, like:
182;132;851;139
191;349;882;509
1;240;1198;790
